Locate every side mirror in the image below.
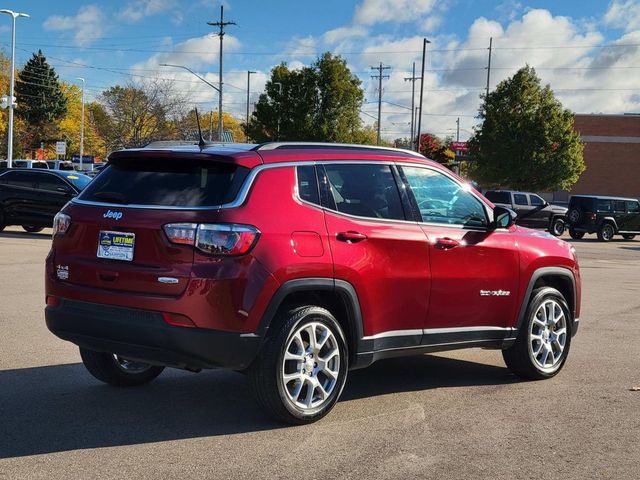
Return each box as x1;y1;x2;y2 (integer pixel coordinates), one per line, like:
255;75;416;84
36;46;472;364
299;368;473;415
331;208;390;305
491;206;517;230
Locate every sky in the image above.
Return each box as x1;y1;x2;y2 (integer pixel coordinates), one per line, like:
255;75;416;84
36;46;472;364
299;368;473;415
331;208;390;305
1;0;639;140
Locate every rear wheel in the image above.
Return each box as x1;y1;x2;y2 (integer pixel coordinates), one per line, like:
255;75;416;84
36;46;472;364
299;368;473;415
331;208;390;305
503;287;572;380
248;306;348;425
597;223;615;242
568;227;584;240
550;217;565;237
79;348;164;387
22;225;44;233
622;234;636;240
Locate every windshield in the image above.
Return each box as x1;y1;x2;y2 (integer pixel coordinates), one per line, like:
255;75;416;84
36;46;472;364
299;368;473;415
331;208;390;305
61;172;92;191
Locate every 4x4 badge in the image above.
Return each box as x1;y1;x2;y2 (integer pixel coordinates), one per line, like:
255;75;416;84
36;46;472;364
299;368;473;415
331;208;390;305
103;210;123;220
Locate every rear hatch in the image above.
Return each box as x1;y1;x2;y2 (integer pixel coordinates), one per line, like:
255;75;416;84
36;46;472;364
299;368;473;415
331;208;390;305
53;154;251;296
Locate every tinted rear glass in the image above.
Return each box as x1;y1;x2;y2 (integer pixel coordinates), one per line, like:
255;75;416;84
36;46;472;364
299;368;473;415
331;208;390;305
484;191;510;204
80;159;249;207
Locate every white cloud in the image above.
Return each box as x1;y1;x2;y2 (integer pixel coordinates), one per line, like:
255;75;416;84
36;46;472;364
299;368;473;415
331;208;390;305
323;26;368;45
119;0;177;23
354;0;438;25
43;5;106;47
604;0;640;32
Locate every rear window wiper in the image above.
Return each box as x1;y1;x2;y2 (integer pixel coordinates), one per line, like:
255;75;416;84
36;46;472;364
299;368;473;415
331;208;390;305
92;191;128;204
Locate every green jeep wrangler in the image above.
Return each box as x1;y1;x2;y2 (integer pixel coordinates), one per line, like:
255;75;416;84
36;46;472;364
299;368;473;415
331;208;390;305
567;195;640;241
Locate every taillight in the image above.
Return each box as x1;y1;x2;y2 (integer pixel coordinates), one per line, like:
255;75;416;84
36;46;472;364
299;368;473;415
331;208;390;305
53;212;71;236
587;212;597;221
163;223;260;256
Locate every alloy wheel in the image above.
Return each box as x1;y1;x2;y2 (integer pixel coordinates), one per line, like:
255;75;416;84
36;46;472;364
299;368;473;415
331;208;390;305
528;299;567;373
280;321;340;410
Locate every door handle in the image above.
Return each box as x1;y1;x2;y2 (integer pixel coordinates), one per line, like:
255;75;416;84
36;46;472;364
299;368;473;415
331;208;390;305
336;231;368;243
434;237;460;250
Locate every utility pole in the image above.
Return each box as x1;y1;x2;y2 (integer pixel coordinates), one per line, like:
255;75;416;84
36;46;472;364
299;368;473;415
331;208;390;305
456;117;460;142
76;78;85;170
404;62;421;150
486;37;493;98
416;38;431;153
207;6;236;142
371;62;390;145
246;70;256;127
0;9;29;168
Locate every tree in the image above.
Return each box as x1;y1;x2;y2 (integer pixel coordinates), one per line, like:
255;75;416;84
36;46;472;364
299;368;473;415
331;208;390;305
245;53;365;143
98;81;182;149
15;50;67;148
171;109;247;143
468;66;585;191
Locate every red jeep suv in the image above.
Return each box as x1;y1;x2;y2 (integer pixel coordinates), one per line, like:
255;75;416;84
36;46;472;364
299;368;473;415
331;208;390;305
45;142;581;424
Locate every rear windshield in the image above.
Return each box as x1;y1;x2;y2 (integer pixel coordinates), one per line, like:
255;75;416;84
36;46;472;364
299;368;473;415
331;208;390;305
80;159;249;207
60;173;92;191
484;191;510;204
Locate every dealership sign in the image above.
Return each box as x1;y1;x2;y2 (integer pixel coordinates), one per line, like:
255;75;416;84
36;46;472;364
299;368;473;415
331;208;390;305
450;141;468;152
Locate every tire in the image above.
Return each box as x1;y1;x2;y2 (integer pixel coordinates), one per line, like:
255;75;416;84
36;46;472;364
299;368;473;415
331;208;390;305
79;347;165;387
248;306;349;425
568;227;584;240
22;225;44;233
567;208;582;224
502;287;572;380
549;217;565;237
597;223;615;242
622;234;636;240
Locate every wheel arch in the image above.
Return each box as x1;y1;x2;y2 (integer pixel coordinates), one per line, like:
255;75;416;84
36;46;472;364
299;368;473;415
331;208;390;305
516;267;577;335
600;217;618;231
256;278;364;366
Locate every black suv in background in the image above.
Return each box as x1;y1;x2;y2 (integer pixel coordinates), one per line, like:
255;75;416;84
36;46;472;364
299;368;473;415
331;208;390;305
0;169;91;233
484;190;568;236
566;195;640;241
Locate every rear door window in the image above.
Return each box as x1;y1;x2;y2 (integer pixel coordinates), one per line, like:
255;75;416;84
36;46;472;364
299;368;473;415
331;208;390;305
513;193;529;205
321;164;405;220
37;174;71;192
597;200;612;212
0;171;39;188
80;159;249;207
614;201;626;212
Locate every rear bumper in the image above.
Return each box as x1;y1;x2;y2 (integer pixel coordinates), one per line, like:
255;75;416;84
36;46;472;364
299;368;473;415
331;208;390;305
45;299;261;370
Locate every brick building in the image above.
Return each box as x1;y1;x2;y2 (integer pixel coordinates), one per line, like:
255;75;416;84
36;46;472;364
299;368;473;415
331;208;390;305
570;114;640;199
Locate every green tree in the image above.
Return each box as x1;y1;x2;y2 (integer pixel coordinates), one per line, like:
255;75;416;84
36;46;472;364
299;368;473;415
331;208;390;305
15;50;67;148
468;66;585;191
246;53;365;143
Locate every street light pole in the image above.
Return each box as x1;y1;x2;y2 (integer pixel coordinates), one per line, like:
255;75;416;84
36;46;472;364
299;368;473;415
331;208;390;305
160;63;221;142
76;78;85;171
273;82;283;140
0;9;29;168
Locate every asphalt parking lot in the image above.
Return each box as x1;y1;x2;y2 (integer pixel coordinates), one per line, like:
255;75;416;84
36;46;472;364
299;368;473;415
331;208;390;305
0;226;638;479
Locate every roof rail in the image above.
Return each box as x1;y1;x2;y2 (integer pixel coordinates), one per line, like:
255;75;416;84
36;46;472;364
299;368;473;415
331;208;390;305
253;141;424;158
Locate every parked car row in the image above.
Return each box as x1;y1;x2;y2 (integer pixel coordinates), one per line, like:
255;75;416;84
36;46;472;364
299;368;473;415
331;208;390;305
0;169;92;233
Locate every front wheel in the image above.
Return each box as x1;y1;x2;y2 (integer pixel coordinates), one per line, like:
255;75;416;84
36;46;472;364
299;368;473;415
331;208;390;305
248;306;348;424
597;223;615;242
503;287;572;380
568;227;585;240
622;234;636;240
79;348;165;387
550;217;565;237
22;225;44;233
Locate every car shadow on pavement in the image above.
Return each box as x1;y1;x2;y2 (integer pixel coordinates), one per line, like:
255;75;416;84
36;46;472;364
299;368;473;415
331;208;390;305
0;230;51;240
0;355;514;458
